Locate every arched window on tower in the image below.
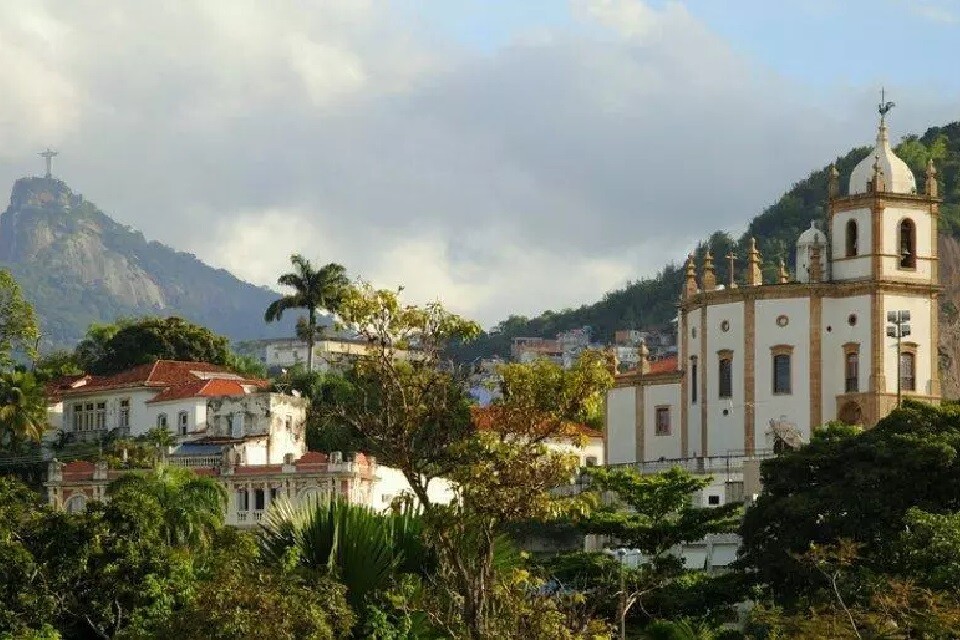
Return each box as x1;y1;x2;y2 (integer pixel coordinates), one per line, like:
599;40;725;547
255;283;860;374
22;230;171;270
900;351;916;392
899;219;916;269
845;219;858;257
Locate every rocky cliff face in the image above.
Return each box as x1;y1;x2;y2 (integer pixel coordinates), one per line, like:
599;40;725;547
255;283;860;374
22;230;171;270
0;177;289;347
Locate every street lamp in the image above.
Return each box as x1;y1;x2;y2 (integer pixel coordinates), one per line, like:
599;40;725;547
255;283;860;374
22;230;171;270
886;310;911;408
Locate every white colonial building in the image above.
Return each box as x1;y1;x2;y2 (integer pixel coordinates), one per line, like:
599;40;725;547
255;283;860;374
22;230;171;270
606;106;941;473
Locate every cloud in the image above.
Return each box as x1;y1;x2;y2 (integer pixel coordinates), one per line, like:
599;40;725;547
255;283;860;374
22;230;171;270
0;0;953;329
906;1;958;24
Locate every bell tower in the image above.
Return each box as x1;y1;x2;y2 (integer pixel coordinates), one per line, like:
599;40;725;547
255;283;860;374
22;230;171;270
826;92;941;426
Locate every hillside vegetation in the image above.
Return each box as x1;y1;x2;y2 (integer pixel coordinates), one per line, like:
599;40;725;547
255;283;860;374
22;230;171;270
458;122;960;364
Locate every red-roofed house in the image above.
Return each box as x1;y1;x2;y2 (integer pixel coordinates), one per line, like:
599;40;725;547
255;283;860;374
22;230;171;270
47;360;307;466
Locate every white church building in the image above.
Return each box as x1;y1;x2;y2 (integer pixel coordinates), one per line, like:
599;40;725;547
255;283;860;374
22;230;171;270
606;105;942;469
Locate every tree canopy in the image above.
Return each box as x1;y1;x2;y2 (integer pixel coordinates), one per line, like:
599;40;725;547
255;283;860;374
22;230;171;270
79;316;231;375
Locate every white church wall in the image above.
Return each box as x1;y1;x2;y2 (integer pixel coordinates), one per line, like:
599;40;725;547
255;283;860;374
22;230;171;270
821;295;872;423
830;207;872;281
706;302;744;456
685;309;703;456
880;206;934;281
606;386;636;464
754;298;811;444
642;382;682;460
882;293;934;396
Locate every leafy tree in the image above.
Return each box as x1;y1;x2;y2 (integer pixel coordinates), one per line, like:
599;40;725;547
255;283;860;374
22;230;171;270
575;467;740;633
739;401;960;603
320;282;612;639
896;507;960;592
0;269;39;368
81;316;231;375
107;465;227;548
223;350;267;379
74;319;133;371
139;528;353;640
265;256;348;373
0;371;48;446
32;350;83;382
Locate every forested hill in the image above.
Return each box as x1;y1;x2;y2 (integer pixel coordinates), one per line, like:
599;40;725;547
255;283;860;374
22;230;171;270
0;177;293;348
457;122;960;362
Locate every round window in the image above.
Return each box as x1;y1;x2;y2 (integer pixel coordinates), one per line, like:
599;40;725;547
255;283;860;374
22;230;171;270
776;315;789;327
848;314;857;326
720;320;730;332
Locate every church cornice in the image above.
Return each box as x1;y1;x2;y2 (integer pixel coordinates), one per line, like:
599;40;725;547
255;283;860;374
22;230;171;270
829;191;939;214
679;279;941;311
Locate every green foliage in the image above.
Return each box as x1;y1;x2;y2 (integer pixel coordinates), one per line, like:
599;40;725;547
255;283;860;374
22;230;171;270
139;528;353;640
31;350;82;382
257;498;430;611
0;269;39;368
582;467;741;558
897;507;960;591
739;401;960;603
107;465;227;549
82;316;231;375
0;371;48;446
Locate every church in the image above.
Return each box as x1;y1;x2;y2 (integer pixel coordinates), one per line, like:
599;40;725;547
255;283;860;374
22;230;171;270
605;103;942;466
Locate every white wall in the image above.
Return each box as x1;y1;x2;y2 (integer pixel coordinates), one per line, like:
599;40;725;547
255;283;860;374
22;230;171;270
754;298;810;444
882;293;934;396
606;386;636;464
684;308;702;456
830;207;872;281
642;382;682;460
705;301;745;456
545;437;603;468
371;466;455;512
821;295;872;423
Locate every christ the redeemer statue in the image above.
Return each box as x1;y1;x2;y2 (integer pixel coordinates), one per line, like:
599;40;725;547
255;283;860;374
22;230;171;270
40;149;58;178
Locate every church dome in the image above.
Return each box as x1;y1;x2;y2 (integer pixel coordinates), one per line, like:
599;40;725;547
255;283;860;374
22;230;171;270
848;115;916;195
796;220;826;247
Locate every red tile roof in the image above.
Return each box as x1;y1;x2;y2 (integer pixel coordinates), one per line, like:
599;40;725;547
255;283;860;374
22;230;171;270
648;357;679;374
147;378;269;403
47;360;270;404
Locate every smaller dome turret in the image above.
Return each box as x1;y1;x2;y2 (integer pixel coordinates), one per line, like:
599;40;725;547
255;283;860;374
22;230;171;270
796;221;828;284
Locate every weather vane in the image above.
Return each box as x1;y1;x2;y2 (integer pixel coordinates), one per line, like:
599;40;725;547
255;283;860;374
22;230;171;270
879;87;895;119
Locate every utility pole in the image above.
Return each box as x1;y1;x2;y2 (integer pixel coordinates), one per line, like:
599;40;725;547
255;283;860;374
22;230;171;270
886;310;911;408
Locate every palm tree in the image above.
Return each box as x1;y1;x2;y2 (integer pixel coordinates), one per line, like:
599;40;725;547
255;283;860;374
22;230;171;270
258;497;431;610
265;256;349;373
107;464;227;548
0;371;48;445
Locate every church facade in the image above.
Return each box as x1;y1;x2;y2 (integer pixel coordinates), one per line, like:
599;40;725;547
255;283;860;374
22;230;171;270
606;107;942;465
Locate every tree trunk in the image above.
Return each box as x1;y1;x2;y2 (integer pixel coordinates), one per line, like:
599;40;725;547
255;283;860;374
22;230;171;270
307;307;316;373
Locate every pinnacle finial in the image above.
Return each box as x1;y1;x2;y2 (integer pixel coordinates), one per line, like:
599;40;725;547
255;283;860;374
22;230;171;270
926;158;939;198
828;163;840;198
701;250;716;291
777;258;789;284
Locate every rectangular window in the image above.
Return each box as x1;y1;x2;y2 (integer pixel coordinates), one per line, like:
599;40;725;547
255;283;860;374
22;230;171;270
585;456;598;467
157;413;168;429
655;407;671;436
72;403;83;431
254;489;265;511
285;416;293;431
773;354;792;394
95;402;106;429
178;412;189;436
900;352;916;391
269;487;279;502
237;490;249;512
84;403;94;431
118;399;130;428
690;358;698;404
845;352;859;393
718;357;733;399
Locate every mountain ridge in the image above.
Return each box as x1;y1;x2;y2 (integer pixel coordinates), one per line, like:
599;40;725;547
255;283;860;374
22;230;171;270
0;176;291;348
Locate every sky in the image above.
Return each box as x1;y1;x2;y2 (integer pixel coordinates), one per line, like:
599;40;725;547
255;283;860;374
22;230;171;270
0;0;958;329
